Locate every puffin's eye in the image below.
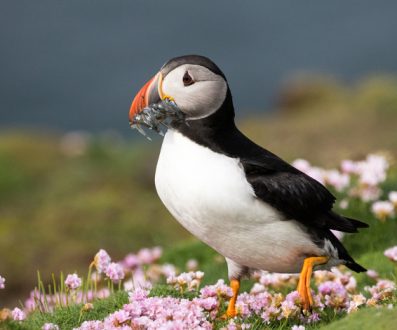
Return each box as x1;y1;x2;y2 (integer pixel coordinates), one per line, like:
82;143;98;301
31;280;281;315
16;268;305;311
182;71;194;86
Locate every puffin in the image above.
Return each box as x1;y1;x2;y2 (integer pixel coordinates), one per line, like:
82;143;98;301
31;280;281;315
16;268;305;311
129;55;368;317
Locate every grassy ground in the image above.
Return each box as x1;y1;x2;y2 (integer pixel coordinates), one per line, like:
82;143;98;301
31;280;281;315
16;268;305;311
321;307;397;330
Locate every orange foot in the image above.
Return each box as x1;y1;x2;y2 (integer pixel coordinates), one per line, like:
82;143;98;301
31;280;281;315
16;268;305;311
221;278;240;319
297;256;329;311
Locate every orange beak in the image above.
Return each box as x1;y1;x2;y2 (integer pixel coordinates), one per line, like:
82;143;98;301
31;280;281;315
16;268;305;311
129;73;163;124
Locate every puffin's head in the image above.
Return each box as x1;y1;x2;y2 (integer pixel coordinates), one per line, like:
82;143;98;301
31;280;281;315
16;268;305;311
129;55;229;123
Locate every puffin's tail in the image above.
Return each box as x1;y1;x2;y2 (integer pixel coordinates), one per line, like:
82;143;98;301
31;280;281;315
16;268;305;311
345;217;369;230
327;230;367;273
324;212;369;233
346;260;367;273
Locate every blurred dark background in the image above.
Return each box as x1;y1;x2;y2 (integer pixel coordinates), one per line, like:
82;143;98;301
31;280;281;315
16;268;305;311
1;1;397;306
1;0;397;133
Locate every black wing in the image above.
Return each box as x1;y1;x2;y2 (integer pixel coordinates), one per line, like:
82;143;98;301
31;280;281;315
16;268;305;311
240;152;367;233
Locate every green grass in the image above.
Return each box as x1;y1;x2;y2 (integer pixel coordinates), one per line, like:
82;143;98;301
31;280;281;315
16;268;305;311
1;291;129;330
322;307;397;330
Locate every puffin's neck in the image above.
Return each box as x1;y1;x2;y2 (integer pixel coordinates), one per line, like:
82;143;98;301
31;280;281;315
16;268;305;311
170;88;239;152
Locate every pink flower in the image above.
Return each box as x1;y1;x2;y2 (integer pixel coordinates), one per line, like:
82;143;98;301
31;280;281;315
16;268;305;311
352;185;381;202
366;269;379;279
341;160;359;174
324;170;350;192
318;281;347;309
65;273;82;290
128;288;148;302
307;311;321;323
291;326;305;330
42;323;60;330
105;262;125;283
292;159;311;172
357;154;388;186
281;291;300;318
167;271;204;292
131;268;151;289
261;305;280;323
200;280;233;299
106;310;131;326
94;249;111;274
161;264;176;278
73;320;104;330
194;297;218;310
137;247;162;264
365;154;389;177
318;281;346;296
151;246;163;260
305;167;325;184
371;201;394;221
384;246;397;262
226;319;238;330
11;307;26;321
0;275;5;289
339;199;349;210
389;191;397;207
347;294;366;313
122;253;140;269
365;279;396;302
360;172;381;186
186;259;199;271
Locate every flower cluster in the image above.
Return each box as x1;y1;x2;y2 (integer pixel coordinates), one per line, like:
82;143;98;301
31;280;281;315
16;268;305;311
0;248;177;320
11;308;26;321
121;247;162;269
384;246;397;263
105;263;125;283
293;154;396;223
365;279;396;305
1;243;396;329
166;271;205;293
42;323;60;330
92;247;165;287
70;263;396;330
93;249;111;274
293;154;389;198
65;273;82;290
371;192;396;221
75;289;213;330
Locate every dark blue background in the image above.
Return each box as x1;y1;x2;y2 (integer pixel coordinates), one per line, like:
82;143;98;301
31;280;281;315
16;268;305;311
1;0;396;133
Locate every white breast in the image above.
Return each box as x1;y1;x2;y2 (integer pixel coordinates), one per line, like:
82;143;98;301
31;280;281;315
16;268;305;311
155;129;324;273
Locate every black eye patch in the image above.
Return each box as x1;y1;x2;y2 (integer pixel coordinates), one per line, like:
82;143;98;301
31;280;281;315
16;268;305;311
182;71;194;86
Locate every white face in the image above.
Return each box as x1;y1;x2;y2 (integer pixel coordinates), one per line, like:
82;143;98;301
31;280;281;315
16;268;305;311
161;64;228;120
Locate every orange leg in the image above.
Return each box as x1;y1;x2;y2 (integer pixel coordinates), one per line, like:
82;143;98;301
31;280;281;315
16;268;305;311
297;256;329;310
224;279;240;318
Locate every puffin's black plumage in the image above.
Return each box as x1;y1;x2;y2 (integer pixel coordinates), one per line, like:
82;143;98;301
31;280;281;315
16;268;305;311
162;55;227;80
170;55;368;273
